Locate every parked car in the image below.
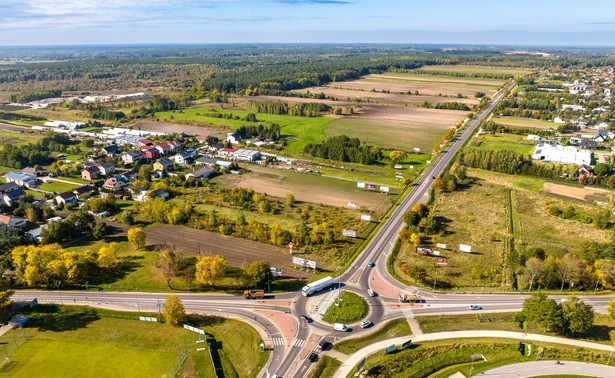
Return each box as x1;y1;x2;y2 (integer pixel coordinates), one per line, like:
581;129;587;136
360;320;372;328
367;289;376;297
469;305;482;310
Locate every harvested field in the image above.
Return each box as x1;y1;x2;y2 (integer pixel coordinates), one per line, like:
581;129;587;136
370;73;505;87
542;182;611;204
236;95;355;107
492;116;556;130
131;121;220;136
216;165;393;211
326;105;466;151
145;224;311;278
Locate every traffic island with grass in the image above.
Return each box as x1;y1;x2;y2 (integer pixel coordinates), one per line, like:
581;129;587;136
322;291;368;324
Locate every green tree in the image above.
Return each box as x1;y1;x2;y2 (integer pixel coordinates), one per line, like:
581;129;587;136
561;297;594;336
92;222;109;240
127;227;146;250
389;150;407;164
244;260;270;288
286;193;295;207
403;211;421;227
521;293;563;333
0;290;13;319
594;209;611;229
258;199;271;214
608;298;615;320
163;295;187;326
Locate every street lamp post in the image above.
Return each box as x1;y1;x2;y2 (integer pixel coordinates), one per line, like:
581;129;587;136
336;266;342;307
56;281;63;305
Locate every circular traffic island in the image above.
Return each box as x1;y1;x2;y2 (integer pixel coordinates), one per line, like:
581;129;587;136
322;291;369;324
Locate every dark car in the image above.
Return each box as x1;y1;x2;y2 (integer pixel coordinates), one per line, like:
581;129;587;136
308;353;319;363
318;340;331;351
367;262;375;267
301;315;313;323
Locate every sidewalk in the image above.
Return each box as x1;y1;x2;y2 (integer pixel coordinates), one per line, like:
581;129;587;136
334;330;615;378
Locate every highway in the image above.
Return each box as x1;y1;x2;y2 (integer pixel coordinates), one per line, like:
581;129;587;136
11;82;615;378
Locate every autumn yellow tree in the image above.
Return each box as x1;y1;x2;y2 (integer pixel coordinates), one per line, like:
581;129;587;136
127;227;146;250
411;203;430;218
410;233;421;248
389;150;407;164
97;243;119;268
195;255;227;288
158;247;179;288
163;295;186;326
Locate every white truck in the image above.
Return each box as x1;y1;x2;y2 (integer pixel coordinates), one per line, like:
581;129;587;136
334;323;348;332
301;276;334;297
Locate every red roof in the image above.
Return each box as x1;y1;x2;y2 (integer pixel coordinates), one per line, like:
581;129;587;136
157;142;171;149
220;148;236;153
196;135;206;141
138;138;154;146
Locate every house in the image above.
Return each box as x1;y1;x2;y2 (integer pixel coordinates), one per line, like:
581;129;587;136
580;139;598;149
226;132;241;144
168;141;181;151
218;148;236;157
0;214;26;228
174;151;193;165
186;166;215;180
527;135;541;141
135;188;169;202
98;163;115;176
569;137;582;145
121;151;144;165
562;104;585;112
155;142;172;155
0;182;26;207
554;117;566;124
137;138;154;148
102;144;120;156
153;158;174;172
73;185;93;198
594;122;610;130
207;144;223;153
27;224;48;244
81;166;101;181
598;129;615;140
22;167;42;176
103;178;126;191
594;135;605;143
216;161;232;169
195;135;207;143
87;155;106;165
233;149;261;162
196;157;218;166
55;191;77;205
143;148;160;160
4;172;37;188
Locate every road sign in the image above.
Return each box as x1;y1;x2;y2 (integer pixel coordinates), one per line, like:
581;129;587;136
270;267;283;277
384;344;396;354
288;242;293;254
459;244;472;253
342;229;357;238
360;214;371;221
292;257;305;266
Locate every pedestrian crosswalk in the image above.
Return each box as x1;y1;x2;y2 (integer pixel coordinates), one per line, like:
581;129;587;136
272;338;285;346
292;339;306;348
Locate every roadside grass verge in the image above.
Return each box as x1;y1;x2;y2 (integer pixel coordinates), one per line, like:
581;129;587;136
333;319;411;354
322;291;368;324
308;356;341;378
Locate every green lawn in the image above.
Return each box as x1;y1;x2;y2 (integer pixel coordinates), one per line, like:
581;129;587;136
493;116;555;129
471;133;536;155
156;106;333;153
308;356;341;378
38;181;81;194
322;291;368;324
333;319;411;354
0;129;40;146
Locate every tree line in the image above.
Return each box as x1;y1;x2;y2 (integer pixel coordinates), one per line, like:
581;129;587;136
245;100;330;116
9;89;62;103
236;124;282;142
304;135;382;165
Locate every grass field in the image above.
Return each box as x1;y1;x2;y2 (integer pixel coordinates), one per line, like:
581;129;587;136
333;319;411;354
308;356;341;378
322;291;368;324
156;106;333;153
394;169;611;290
38;180;81;194
418;65;533;76
417;312;615;345
0;129;40;146
493;116;556;129
471;133;536;155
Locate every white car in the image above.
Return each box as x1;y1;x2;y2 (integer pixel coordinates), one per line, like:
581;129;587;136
367;289;376;297
469;304;482;310
360;320;372;328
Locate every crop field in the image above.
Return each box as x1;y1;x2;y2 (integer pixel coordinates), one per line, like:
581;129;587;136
492;116;556;129
327;105;466;152
156;106;332;153
417;64;533;76
394;169;611;289
470;133;536;155
145;224;312;278
214;165;395;212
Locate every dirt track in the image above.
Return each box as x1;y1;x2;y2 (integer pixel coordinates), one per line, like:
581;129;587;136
145;224;311;279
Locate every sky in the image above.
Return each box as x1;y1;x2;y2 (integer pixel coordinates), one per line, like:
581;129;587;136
1;0;615;47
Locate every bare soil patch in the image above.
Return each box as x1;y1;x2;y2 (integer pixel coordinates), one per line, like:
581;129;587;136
131;121;221;136
145;224;310;279
542;182;611;204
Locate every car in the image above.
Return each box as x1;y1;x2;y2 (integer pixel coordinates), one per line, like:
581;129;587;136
301;315;313;323
469;305;482;310
308;353;319;363
318;340;331;351
367;262;375;267
367;289;376;297
360;320;372;328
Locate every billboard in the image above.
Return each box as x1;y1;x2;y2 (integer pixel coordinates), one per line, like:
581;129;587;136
394;164;403;170
357;182;366;189
436;258;448;266
366;183;376;191
384;344;396;354
409;165;414;169
360;214;372;221
342;229;357;238
183;324;205;335
436;243;447;249
415;246;432;255
433;250;440;256
292;257;305;266
402;339;413;349
395;172;405;179
459;244;472;253
305;260;317;269
380;186;389;193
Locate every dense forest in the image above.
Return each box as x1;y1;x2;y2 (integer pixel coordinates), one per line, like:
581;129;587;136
304;135;381;165
0;134;72;168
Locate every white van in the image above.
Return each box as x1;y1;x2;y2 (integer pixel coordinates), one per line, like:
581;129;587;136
334;323;348;332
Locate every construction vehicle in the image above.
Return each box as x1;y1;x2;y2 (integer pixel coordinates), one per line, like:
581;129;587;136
399;293;426;303
244;289;265;299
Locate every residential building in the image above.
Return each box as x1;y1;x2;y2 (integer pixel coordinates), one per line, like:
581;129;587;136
22;167;42;176
137;138;154;148
186;166;214;179
580;139;598;149
27;224;48;244
226;132;241;144
153;158;174;172
155;142;172;155
0;214;26;228
73;185;94;198
55;191;78;205
121;151;144;165
174;151;194;165
103;178;126;191
98;163;116;176
143;148;160;160
4;172;37;188
219;148;236;157
135;188;169;202
81;166;101;181
102;144;120;156
0;182;26;207
169;141;181;151
195;157;218;166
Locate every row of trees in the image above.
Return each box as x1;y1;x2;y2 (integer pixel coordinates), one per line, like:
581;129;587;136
236;124;282;142
517;294;593;336
304;135;382;165
8;89;62;103
245;100;330;116
461;149;566;179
